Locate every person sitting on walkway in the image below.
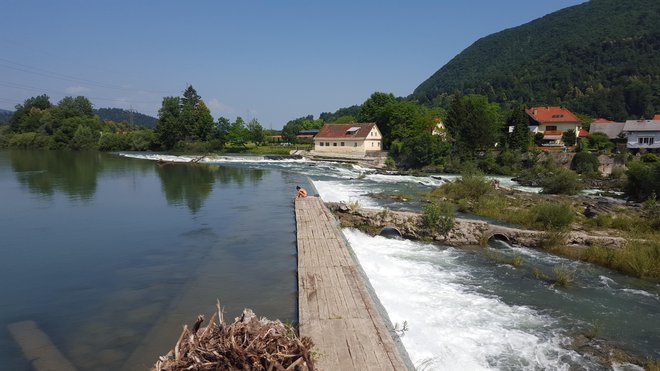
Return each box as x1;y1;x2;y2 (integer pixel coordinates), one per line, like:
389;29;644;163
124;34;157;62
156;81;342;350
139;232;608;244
296;185;308;198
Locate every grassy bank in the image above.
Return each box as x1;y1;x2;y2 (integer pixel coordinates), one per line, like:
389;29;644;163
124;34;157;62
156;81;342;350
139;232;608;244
428;173;660;280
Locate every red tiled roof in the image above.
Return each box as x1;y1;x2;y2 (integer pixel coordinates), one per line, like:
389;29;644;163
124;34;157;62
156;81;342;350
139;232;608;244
593;118;615;123
579;129;589;137
526;106;580;124
654;114;660;120
315;123;377;139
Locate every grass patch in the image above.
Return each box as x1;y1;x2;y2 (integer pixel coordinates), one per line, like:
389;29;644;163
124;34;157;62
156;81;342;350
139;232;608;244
532;202;574;230
539;231;568;250
552;265;576;287
510;253;524;268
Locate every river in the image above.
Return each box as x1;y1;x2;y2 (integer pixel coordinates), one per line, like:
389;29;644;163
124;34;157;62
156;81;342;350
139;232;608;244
1;151;658;370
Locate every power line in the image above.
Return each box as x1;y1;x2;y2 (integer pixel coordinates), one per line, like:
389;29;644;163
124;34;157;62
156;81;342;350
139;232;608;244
0;57;176;95
0;80;163;105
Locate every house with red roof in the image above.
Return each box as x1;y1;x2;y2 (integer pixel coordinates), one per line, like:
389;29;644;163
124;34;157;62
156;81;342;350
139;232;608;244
526;106;581;146
313;123;382;155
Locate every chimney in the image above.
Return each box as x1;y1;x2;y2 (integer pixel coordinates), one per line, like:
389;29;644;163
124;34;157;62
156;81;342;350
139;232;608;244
533;109;538;116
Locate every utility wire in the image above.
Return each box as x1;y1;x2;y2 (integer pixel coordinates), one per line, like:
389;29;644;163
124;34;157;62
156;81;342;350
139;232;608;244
0;57;175;95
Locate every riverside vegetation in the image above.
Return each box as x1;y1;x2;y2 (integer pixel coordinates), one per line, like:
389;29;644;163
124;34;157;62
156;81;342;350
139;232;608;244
427;170;660;281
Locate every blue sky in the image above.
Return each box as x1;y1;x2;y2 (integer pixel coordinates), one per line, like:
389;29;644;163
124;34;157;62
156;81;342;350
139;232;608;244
0;0;585;129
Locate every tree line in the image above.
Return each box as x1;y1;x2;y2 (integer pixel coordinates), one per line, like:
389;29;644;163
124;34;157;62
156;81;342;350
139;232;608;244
0;85;270;152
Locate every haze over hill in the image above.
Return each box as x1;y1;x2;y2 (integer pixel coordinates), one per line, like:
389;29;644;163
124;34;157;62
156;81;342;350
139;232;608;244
412;0;660;120
94;108;157;128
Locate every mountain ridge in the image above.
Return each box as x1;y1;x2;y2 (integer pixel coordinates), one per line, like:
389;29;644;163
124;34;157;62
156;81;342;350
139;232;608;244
412;0;660;120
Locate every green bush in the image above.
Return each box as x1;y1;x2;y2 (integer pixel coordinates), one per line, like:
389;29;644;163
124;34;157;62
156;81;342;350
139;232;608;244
422;202;456;236
625;160;660;201
572;152;600;176
533;202;574;230
8;132;52;149
541;168;582;195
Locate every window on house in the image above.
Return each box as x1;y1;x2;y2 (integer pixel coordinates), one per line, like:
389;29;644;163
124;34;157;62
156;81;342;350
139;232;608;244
319;142;324;146
326;142;329;146
346;127;360;135
639;137;655;145
333;142;337;146
354;143;357;147
341;142;344;146
546;126;557;131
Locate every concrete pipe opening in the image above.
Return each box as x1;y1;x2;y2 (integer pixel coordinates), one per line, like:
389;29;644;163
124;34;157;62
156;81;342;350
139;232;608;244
379;226;403;239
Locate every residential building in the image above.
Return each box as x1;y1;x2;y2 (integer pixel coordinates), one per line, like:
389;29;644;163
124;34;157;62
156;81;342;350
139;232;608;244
526;106;581;146
623;119;660;151
313;123;382;155
589;120;625;140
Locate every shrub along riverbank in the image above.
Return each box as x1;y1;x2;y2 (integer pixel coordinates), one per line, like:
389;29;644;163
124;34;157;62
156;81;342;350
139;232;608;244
426;172;660;281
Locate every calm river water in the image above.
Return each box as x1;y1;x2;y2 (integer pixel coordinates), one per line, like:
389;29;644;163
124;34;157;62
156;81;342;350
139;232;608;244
1;150;658;370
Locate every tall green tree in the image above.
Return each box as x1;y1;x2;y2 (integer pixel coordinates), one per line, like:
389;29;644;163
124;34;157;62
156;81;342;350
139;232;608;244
193;101;214;141
181;85;201;109
246;119;265;146
507;105;530;151
446;94;502;157
227;117;248;147
562;129;577;147
155;96;182;149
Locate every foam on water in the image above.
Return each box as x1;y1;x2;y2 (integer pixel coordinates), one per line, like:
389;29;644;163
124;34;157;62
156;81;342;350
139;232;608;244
343;229;588;370
312;180;380;208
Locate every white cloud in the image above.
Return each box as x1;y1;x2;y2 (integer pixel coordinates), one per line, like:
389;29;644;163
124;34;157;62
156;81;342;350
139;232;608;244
65;85;91;94
206;98;235;117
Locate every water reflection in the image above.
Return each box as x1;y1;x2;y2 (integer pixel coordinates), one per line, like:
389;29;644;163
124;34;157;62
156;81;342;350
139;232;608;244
155;163;215;213
215;164;267;186
10;150;101;201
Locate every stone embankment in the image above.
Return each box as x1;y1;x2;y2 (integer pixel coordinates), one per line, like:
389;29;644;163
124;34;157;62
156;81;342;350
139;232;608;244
327;203;626;249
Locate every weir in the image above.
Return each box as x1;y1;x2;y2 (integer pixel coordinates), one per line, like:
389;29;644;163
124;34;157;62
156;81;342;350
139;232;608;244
294;197;410;371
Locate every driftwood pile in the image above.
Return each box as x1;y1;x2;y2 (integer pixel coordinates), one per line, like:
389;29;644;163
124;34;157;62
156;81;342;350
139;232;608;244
153;303;315;371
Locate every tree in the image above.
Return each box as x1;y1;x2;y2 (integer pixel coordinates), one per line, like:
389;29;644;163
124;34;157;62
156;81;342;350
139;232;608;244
358;92;396;122
562;129;577;147
586;132;614;152
54;96;94;120
507;105;530;151
246;119;265;146
227;117;248;147
155;96;182;149
193;101;214;141
446;94;502;157
10;95;52;132
181;85;201;109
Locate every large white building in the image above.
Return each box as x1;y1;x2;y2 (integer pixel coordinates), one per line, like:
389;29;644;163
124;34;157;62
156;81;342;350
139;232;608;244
313;123;382;155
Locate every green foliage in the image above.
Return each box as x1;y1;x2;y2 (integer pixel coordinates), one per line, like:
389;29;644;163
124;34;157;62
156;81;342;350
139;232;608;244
319;105;361;123
572;151;600;176
506;105;531;151
445;94;502;157
625;160;660;201
541;168;582;195
399;132;450;167
442;170;494;203
422;202;456;236
582;239;660;279
281;115;322;144
94;107;157;128
562;129;576;147
539;231;568;250
532;202;574;230
586;132;614;152
7;132;52;149
154;85;219;150
246;119;266;146
412;0;660;120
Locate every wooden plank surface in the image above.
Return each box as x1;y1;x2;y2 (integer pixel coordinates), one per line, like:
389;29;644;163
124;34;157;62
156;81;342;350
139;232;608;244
295;197;408;371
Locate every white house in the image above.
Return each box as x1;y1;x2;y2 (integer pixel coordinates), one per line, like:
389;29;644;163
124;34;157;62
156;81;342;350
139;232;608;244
313;123;382;155
623;119;660;151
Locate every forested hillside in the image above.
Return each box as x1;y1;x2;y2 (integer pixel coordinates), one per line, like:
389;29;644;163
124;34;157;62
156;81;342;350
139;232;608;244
412;0;660;120
94;108;157;128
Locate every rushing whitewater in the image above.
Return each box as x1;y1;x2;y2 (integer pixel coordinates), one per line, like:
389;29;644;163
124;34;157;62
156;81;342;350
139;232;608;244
342;230;590;370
